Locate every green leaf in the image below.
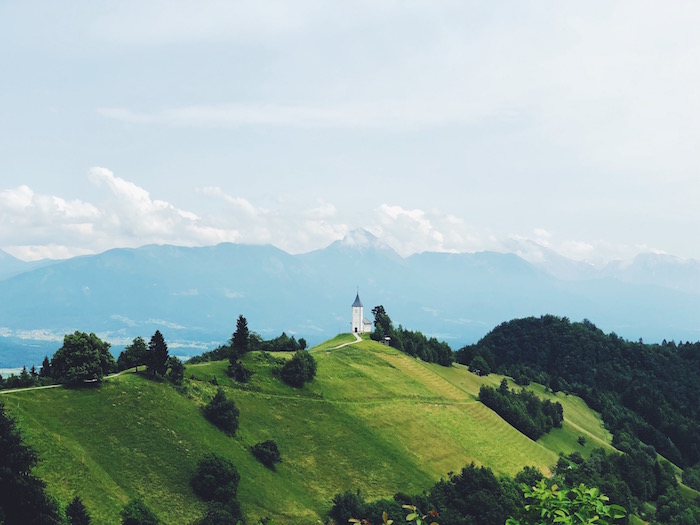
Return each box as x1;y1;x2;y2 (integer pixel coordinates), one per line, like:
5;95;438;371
608;505;626;518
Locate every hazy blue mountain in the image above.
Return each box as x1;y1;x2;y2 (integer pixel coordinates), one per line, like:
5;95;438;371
502;239;599;281
602;252;700;294
0;249;34;280
0;249;56;281
1;230;699;367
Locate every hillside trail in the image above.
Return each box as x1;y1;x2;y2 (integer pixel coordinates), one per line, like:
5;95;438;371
328;332;362;349
0;369;129;396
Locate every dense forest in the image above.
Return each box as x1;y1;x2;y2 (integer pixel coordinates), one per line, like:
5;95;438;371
478;379;563;440
457;315;700;469
332;431;700;525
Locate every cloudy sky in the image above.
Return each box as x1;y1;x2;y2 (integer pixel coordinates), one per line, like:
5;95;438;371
1;1;699;263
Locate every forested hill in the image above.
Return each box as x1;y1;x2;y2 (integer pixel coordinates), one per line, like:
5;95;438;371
458;315;700;468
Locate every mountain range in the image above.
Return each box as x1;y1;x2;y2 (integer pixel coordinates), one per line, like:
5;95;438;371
1;229;699;367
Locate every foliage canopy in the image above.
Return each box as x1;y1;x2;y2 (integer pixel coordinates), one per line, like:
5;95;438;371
50;331;116;384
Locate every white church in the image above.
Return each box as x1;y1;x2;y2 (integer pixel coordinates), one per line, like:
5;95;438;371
351;291;373;334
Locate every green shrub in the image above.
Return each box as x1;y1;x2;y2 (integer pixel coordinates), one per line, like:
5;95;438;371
251;440;282;468
190;454;241;504
195;501;243;525
280;351;317;388
469;355;490;376
227;360;253;383
120;498;159;525
202;388;239;436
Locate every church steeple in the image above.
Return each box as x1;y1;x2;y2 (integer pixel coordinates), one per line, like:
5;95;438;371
351;288;365;333
352;289;363;308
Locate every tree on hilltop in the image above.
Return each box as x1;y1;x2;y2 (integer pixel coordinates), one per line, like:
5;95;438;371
51;331;116;384
118;336;148;372
39;355;51;378
231;315;250;356
146;330;169;378
167;356;184;385
371;305;393;342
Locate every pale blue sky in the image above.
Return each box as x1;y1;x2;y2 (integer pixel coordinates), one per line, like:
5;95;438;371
1;1;699;262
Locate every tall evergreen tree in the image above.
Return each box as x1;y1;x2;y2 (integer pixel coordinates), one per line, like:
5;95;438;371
39;355;51;378
146;330;169;378
66;495;91;525
231;315;250;356
0;402;63;524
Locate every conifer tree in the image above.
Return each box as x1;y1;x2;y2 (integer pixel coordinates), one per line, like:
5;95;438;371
146;330;169;378
39;355;51;378
66;495;91;525
231;315;249;356
0;402;62;523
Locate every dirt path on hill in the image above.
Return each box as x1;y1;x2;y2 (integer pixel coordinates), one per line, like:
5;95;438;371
329;332;362;349
0;370;129;395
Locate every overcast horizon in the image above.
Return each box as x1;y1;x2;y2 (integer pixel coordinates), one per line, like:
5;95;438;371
2;2;699;264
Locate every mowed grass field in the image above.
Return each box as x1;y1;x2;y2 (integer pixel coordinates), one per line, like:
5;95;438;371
2;336;613;524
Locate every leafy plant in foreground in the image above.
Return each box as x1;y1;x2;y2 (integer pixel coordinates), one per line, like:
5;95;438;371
506;480;626;525
350;505;439;525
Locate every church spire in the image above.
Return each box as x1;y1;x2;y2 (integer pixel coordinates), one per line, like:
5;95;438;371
352;287;363;308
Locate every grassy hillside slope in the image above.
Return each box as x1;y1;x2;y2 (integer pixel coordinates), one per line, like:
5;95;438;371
3;336;612;524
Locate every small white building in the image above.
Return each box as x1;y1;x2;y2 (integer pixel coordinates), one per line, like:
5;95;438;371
351;291;373;334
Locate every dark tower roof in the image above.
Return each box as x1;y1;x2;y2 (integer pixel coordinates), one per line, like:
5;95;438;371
352;292;363;308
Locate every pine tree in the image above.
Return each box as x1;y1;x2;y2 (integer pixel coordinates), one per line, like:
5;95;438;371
0;402;63;523
66;495;91;525
231;315;250;356
146;330;169;378
39;355;51;378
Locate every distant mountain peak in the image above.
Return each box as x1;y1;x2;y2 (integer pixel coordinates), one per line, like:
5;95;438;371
339;228;380;248
0;248;21;262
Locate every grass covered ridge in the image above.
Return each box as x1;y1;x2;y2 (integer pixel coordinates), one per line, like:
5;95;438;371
3;336;612;524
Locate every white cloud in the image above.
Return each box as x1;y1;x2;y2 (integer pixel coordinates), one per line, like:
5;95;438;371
373;204;486;257
198;186;264;217
0;169;240;260
558;240;595;261
0;169;687;265
305;200;337;220
534;228;552;240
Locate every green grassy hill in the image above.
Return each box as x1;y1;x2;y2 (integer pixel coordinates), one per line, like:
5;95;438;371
3;336;614;524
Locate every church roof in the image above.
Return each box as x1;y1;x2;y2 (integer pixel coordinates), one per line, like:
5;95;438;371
352;293;363;308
